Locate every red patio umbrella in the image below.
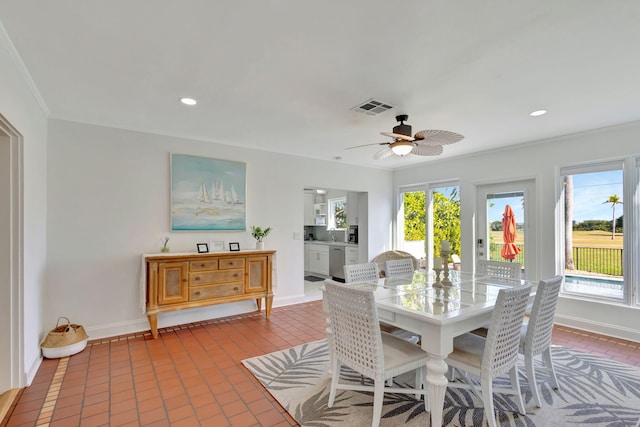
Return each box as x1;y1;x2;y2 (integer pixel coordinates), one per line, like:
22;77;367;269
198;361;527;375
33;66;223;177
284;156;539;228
501;204;521;261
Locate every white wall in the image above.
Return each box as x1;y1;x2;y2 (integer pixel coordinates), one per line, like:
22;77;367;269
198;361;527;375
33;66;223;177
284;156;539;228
0;26;49;384
394;122;640;342
46;120;393;338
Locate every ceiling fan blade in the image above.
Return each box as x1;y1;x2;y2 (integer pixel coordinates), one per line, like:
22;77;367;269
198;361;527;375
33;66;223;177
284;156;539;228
411;144;444;156
380;131;414;141
345;142;389;150
373;147;394;160
414;129;464;146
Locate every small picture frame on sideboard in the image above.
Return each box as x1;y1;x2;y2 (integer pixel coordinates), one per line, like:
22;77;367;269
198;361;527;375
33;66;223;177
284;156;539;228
197;243;209;253
229;242;240;252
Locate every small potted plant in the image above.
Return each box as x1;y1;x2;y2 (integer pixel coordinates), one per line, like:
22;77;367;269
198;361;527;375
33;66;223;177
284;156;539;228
160;236;170;253
250;226;272;250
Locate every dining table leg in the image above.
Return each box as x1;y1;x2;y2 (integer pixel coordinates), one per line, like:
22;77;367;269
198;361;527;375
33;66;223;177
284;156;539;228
426;355;448;426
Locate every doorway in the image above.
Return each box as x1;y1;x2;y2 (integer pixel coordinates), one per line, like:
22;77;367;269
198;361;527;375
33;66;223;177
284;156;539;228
0;114;24;403
476;180;537;279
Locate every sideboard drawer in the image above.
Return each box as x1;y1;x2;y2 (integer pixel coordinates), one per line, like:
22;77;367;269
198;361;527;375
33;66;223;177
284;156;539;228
219;258;244;269
190;259;219;271
190;284;243;300
190;269;244;285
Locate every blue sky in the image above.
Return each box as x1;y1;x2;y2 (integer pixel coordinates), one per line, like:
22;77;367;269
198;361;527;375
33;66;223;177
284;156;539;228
437;172;623;224
484;170;623;223
488;195;525;224
570;170;623;222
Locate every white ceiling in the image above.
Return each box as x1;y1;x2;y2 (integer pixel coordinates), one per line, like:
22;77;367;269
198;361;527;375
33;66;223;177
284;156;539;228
2;1;640;169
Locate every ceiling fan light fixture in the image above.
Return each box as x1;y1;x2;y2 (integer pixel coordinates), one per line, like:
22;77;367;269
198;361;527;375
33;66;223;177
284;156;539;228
391;141;414;156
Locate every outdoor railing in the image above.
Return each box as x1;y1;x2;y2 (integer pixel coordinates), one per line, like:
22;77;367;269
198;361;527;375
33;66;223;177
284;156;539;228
489;243;623;276
489;243;525;266
571;246;623;276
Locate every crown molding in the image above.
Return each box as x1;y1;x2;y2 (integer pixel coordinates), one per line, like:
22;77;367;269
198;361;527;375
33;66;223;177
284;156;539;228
0;20;50;116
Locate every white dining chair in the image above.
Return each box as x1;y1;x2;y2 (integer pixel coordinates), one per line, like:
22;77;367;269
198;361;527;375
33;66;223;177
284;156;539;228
343;262;418;344
476;259;522;279
520;275;563;407
446;283;532;427
470;260;523;339
384;258;415;277
324;281;429;427
343;262;379;282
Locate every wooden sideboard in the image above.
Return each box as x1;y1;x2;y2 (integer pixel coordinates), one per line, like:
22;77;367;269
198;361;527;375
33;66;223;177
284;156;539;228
145;250;275;339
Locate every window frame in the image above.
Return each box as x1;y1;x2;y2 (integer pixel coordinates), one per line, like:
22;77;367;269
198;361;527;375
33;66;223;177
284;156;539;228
396;180;460;269
327;196;347;230
558;159;638;306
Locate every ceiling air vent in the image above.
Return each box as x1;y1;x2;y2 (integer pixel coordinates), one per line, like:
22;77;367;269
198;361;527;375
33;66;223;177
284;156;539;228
351;98;394;116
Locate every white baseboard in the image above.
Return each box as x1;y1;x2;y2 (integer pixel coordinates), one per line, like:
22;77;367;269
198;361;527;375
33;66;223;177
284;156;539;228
25;353;42;386
554;314;640;343
85;296;311;340
273;294;307;307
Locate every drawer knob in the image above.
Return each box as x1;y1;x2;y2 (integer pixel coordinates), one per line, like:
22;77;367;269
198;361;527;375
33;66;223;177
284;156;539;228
234;287;239;291
234;273;239;277
195;277;200;281
201;263;205;267
195;291;201;296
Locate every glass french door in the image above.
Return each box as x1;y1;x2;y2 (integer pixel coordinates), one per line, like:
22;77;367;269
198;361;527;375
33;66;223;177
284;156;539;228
398;181;460;268
476;180;537;279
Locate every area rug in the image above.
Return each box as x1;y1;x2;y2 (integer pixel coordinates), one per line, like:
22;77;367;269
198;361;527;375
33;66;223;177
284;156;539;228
304;276;325;282
242;339;640;426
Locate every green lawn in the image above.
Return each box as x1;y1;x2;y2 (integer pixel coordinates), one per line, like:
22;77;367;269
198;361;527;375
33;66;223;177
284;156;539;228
489;229;623;275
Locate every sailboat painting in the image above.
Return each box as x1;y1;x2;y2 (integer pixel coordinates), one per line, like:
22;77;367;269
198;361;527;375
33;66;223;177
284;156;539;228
171;154;246;231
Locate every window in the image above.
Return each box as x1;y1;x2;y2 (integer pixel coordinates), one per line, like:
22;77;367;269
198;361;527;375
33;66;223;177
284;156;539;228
328;197;347;229
485;192;525;265
398;182;460;267
560;162;625;301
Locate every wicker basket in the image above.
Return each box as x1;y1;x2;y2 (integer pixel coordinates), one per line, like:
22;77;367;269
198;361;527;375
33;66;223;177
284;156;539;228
41;317;89;359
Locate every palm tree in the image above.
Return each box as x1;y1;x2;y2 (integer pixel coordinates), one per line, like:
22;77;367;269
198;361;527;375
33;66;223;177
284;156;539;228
603;194;623;239
564;176;574;269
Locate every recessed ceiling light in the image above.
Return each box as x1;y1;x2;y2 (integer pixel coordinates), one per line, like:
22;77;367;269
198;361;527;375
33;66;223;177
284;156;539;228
180;97;197;106
530;109;547;117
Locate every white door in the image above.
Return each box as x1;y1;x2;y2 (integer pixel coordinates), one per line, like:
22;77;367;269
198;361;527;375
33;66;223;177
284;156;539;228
0;132;11;393
0;115;24;393
476;180;537;279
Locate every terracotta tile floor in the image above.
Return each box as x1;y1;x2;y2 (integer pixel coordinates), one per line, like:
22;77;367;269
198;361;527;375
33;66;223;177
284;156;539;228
2;300;639;427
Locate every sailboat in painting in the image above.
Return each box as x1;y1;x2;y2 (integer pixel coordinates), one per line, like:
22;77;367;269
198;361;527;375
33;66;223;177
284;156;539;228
197;180;212;203
231;185;240;204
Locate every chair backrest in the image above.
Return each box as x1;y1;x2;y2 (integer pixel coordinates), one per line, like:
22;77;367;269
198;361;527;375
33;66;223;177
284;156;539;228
371;250;418;277
523;275;563;356
482;284;532;378
384;258;415;277
324;281;383;380
344;262;379;283
477;259;522;279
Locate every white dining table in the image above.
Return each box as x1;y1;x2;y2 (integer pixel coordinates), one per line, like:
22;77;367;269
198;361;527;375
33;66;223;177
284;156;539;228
323;270;536;427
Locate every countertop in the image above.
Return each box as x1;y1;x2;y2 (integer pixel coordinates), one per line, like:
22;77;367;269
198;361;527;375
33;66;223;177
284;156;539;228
303;240;358;247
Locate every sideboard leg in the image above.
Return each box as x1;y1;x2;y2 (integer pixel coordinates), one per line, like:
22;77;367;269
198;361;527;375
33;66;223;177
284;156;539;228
148;314;158;339
256;298;262;311
265;296;273;318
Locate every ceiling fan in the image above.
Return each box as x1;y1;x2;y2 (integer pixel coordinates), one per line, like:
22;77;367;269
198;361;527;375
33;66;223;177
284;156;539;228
347;114;464;160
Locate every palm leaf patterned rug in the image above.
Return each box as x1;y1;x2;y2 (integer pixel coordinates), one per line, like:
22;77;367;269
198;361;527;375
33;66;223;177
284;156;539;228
242;339;640;426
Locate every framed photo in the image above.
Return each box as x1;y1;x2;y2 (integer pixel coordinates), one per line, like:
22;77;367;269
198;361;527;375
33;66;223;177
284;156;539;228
197;243;209;253
210;241;225;252
229;242;240;252
170;154;246;231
